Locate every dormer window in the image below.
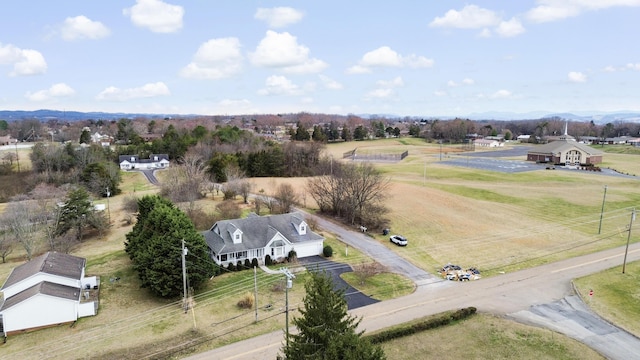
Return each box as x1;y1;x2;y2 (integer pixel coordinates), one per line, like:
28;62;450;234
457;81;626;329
235;234;240;241
130;156;135;162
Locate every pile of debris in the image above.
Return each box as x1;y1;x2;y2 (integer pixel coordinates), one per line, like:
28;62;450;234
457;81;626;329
439;263;481;281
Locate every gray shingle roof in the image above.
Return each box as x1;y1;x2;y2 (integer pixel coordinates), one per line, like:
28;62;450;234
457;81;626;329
1;252;85;290
202;212;323;255
527;139;604;156
0;281;80;311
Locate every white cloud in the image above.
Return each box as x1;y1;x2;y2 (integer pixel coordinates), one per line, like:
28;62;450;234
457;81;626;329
61;15;110;41
96;82;170;101
366;88;395;99
257;75;301;96
603;65;617;72
254;7;304;28
319;75;343;90
434;90;447;97
377;76;404;88
478;28;492;37
495;18;525;37
349;46;433;73
627;63;640;70
429;5;501;29
123;0;184;33
568;71;587;82
345;64;371;74
448;78;475;87
526;0;640;23
250;31;327;73
0;43;47;76
180;37;243;80
490;89;513;99
25;83;75;102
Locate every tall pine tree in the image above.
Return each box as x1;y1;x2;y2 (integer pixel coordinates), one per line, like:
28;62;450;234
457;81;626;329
283;270;385;360
125;195;214;298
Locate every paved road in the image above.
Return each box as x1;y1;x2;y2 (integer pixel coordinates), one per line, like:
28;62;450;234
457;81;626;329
184;219;640;360
140;169;160;185
511;296;640;360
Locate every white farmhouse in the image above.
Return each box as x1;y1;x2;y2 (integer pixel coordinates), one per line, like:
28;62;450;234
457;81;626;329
0;252;99;338
203;212;324;267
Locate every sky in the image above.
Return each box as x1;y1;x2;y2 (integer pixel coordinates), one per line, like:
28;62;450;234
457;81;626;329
1;0;640;118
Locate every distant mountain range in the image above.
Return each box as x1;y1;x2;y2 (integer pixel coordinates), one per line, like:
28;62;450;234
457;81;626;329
2;109;640;124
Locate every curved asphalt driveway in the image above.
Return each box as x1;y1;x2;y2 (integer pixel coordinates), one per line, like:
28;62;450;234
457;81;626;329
298;209;443;287
298;255;378;310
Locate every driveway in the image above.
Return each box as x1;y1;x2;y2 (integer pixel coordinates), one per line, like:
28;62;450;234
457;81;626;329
298;209;443;287
297;255;378;310
140;169;160;185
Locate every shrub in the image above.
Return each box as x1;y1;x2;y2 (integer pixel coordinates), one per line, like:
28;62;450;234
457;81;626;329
236;261;243;270
244;259;252;268
237;292;255;309
287;250;297;263
121;195;139;213
251;258;259;268
323;245;333;257
227;263;236;272
265;255;273;266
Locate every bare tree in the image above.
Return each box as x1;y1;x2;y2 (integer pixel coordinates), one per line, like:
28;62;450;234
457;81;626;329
273;183;299;214
0;221;15;263
352;261;386;285
3;201;40;260
308;162;390;228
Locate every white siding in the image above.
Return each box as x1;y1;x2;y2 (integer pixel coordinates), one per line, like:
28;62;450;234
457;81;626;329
2;294;78;333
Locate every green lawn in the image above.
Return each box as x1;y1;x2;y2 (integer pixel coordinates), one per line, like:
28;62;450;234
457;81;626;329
574;260;640;338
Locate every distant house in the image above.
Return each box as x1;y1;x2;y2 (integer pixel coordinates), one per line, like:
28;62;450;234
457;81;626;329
0;135;17;146
90;132;113;147
473;139;503;148
203;212;324;267
0;252;99;337
516;134;531;142
119;154;169;170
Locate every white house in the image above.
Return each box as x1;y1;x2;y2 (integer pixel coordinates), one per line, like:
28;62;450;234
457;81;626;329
203;212;324;267
0;252;99;337
119;154;170;170
473;139;503;148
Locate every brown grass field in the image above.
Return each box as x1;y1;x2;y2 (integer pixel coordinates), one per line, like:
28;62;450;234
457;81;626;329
1;138;638;359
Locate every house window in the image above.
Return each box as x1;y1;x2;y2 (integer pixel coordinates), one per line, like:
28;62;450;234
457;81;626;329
301;225;306;232
221;254;227;262
235;234;240;241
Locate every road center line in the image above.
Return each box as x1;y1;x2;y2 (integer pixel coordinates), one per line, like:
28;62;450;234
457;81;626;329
550;248;640;274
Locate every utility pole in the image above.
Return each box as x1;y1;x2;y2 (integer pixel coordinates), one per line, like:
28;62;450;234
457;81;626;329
254;266;258;323
106;187;111;224
622;208;636;274
279;268;295;350
598;185;607;234
182;239;189;312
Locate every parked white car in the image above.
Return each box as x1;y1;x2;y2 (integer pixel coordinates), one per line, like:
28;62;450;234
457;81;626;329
390;235;408;246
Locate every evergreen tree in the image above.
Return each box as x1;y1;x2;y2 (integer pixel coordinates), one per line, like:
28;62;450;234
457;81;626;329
79;128;91;144
55;187;95;240
283;270;385;360
124;195;215;298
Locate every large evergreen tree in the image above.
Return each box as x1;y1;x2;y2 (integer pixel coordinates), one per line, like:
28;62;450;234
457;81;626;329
124;195;214;298
283;270;385;360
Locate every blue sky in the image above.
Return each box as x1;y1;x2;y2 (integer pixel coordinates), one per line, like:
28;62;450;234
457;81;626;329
1;1;639;117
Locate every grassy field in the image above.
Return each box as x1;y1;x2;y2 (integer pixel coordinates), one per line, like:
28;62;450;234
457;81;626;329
574;260;640;338
1;138;639;359
380;313;604;360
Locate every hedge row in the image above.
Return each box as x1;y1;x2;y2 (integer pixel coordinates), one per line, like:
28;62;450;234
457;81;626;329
366;307;477;344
